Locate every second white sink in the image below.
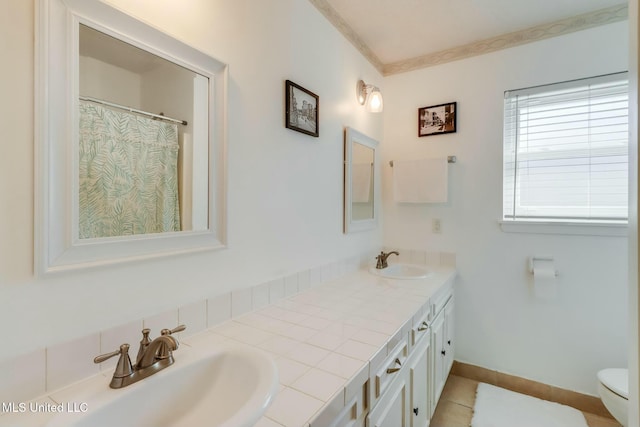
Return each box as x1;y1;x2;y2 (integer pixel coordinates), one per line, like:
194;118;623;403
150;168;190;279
369;263;431;280
47;344;278;427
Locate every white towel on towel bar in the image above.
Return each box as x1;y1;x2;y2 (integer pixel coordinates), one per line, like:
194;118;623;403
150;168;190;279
393;158;448;203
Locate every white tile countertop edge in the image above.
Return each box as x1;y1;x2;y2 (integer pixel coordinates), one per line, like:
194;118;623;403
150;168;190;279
1;265;456;427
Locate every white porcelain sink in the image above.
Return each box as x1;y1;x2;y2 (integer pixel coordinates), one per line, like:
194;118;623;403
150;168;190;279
369;263;431;280
47;345;278;427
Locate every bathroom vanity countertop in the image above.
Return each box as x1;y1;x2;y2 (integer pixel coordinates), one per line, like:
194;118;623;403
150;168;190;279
194;266;456;427
8;265;455;427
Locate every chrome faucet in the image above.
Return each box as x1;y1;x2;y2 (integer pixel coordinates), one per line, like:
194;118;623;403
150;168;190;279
375;251;399;269
94;325;186;389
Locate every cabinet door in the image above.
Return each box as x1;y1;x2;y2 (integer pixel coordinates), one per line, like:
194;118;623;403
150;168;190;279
444;297;455;377
408;337;430;427
431;310;446;407
367;372;410;427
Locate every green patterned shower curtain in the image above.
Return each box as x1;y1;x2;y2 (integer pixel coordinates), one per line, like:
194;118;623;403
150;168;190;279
79;100;181;238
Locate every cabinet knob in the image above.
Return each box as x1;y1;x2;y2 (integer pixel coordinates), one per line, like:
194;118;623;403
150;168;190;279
448;340;451;345
413;407;419;416
441;349;446;356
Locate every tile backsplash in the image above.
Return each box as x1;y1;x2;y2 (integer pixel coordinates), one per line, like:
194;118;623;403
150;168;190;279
0;249;455;405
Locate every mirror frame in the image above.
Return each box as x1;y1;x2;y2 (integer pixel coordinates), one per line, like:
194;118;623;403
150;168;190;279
343;127;379;233
35;0;228;275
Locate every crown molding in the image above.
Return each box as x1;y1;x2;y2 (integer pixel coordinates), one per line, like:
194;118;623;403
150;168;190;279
308;1;628;77
307;0;385;73
383;3;628;75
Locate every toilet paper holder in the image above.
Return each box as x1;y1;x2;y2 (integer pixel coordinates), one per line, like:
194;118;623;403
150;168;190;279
529;256;559;277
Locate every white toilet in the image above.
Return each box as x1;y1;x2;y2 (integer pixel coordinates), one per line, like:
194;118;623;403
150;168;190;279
597;368;628;427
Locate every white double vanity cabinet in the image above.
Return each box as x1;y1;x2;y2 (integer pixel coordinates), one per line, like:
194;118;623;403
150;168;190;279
313;270;456;427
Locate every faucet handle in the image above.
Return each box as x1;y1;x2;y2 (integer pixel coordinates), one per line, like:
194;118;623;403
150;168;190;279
161;324;186;335
94;344;134;378
94;348;122;364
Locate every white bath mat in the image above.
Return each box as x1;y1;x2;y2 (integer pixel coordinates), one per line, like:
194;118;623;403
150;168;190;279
471;383;588;427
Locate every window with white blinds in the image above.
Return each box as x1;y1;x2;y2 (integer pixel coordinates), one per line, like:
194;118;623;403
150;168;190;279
503;72;629;224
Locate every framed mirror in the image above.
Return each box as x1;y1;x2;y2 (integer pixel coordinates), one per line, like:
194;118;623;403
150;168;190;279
36;0;227;274
344;127;379;233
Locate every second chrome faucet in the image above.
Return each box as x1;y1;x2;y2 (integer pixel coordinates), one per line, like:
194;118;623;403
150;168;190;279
375;251;399;269
94;324;186;389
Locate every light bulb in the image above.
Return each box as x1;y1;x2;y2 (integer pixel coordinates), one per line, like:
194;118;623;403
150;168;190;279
366;89;383;113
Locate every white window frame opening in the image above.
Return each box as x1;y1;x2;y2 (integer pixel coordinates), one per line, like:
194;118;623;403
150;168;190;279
501;72;629;236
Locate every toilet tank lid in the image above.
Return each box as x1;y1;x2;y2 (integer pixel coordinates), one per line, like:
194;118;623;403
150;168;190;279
598;368;628;398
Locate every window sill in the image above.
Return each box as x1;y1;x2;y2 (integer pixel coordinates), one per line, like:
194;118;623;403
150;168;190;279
499;220;628;237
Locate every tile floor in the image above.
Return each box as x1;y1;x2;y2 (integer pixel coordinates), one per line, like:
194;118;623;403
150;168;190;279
430;375;622;427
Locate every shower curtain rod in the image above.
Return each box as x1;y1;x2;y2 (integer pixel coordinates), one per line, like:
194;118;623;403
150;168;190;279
79;96;188;126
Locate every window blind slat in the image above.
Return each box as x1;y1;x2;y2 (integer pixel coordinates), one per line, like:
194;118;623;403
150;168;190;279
503;72;629;223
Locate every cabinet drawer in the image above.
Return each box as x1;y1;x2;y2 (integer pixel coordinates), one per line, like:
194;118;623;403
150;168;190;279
374;339;409;399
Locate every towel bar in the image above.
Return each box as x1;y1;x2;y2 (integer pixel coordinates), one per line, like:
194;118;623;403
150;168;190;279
389;156;456;167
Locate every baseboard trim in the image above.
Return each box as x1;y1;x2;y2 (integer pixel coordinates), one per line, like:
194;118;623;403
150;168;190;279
451;360;615;420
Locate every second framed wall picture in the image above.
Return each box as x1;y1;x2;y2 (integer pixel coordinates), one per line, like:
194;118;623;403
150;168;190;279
418;102;457;137
285;80;319;137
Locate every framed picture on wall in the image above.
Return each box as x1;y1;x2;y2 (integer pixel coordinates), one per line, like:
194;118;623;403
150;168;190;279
418;102;457;137
285;80;319;137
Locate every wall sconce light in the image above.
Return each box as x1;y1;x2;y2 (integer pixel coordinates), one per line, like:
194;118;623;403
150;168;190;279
356;79;384;113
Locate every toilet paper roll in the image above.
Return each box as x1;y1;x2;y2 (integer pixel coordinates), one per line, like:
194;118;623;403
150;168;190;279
532;259;557;299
